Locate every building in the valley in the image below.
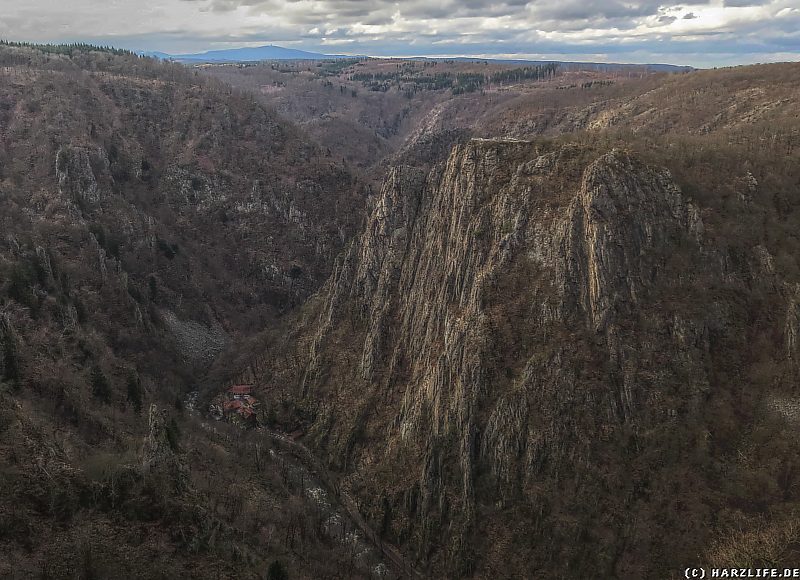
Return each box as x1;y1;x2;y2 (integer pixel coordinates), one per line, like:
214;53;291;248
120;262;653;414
210;384;259;424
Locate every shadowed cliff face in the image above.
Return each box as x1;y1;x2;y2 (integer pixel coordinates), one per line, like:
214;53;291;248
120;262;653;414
256;137;799;577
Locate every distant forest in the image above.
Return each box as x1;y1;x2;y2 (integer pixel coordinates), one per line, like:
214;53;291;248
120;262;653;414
0;40;134;57
351;62;560;95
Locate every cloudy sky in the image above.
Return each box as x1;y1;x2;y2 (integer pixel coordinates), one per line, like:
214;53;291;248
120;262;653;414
0;0;797;67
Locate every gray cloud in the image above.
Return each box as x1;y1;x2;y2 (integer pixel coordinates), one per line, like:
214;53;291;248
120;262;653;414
0;0;796;68
723;0;771;5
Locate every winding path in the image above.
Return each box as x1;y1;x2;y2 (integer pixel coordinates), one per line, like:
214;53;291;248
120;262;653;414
261;428;425;579
187;389;423;579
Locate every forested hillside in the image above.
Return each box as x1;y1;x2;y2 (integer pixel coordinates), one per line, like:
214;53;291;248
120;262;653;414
3;41;800;579
0;43;369;578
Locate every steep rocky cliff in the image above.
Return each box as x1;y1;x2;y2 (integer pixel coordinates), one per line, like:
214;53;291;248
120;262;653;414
254;136;800;577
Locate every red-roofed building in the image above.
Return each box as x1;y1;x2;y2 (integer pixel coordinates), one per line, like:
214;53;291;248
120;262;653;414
224;399;245;412
217;384;260;425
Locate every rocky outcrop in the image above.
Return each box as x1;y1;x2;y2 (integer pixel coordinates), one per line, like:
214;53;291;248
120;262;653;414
140;404;188;489
785;284;800;360
55;145;108;207
265;138;738;575
558;150;704;332
141;404;173;473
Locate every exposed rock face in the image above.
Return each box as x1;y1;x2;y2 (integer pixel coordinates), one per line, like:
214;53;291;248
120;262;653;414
55;145;108;207
559;150;704;332
785;285;800;360
141;404;187;490
141;404;173;473
258;138;783;576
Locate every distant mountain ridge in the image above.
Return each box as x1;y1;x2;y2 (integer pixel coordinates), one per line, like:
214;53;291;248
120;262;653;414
147;44;350;61
144;44;692;70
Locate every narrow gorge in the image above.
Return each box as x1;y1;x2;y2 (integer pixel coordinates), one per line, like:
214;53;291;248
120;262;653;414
3;43;800;579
